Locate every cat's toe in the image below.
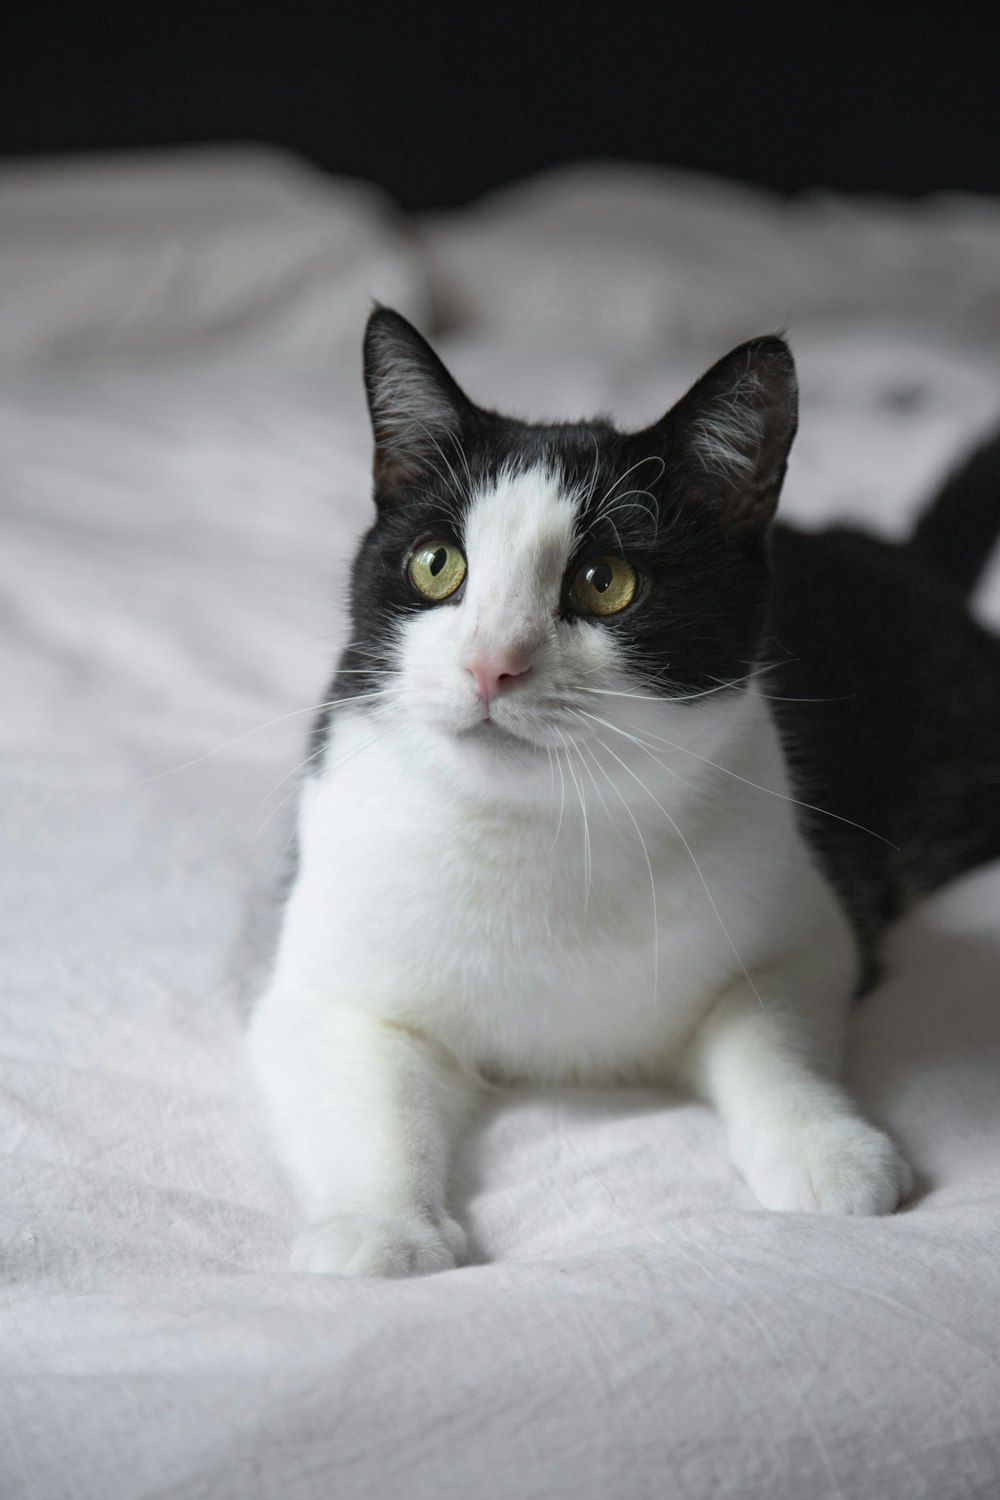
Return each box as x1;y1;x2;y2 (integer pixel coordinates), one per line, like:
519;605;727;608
740;1120;912;1216
290;1212;466;1277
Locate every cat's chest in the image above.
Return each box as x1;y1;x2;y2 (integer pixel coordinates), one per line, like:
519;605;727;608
287;735;790;1078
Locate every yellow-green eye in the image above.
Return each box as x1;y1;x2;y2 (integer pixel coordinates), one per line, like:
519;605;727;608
571;555;638;617
408;539;467;601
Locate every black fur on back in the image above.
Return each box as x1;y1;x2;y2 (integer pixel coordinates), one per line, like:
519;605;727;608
909;426;1000;598
768;516;1000;984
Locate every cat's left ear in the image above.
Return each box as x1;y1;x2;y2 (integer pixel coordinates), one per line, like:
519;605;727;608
363;306;477;498
652;336;798;533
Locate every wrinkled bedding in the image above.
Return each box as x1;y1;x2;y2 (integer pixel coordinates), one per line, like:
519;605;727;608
3;148;1000;1500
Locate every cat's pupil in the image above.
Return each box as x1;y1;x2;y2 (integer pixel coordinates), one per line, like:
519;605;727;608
429;548;447;577
590;563;613;593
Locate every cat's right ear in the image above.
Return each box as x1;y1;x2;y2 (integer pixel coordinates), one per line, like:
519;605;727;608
651;336;799;534
363;307;476;499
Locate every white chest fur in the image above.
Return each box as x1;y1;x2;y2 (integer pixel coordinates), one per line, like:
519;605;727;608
270;689;854;1084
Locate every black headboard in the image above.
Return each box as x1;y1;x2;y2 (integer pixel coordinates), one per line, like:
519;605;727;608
4;0;999;208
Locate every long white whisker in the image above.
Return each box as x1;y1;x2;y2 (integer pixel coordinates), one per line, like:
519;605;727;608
570;726;619;834
586;726;765;1011
253;747;329;838
584;429;602;508
579;679;850;706
446;424;476;498
575;706;898;850
251;744;327;824
596;455;665;515
269;726;392;875
754;692;856;704
577;663;778;705
405;487;464;530
556;726;591;906
259;722;393;840
410;417;469;510
137;690;397;784
578;737;658;1013
596;488;659;539
548;747;568;855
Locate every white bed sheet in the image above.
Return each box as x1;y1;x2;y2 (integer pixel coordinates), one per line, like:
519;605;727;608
3;150;1000;1500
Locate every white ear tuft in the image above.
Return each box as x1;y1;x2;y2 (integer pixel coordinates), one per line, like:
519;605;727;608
655;337;798;532
363;308;475;496
687;367;769;482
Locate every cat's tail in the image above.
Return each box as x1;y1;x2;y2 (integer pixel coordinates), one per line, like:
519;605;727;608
909;425;1000;598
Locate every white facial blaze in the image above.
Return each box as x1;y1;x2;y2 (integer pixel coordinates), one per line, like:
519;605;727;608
460;464;579;657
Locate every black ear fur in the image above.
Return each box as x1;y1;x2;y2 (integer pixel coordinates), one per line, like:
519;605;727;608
363;307;477;498
651;336;798;532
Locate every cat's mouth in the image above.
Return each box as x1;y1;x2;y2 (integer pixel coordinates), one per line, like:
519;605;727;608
456;719;540;754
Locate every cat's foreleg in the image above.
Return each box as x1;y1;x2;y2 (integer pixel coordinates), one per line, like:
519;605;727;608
249;989;476;1275
680;972;913;1214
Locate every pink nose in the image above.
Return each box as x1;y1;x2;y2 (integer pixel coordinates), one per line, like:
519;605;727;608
464;648;533;706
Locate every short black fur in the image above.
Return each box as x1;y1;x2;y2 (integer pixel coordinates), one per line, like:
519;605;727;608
767;518;1000;979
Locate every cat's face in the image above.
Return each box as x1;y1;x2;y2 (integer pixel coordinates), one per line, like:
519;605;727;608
334;309;797;798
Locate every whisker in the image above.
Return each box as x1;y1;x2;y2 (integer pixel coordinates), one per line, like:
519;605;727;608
410;417;470;511
584;429;602;508
596;489;659;539
578;737;659;1013
403;489;466;531
576;705;898;850
446;424;476;498
269;725;392;875
585;725;765;1011
752;692;856;704
258;708;405;838
556;725;591;906
253;745;328;837
136;690;397;784
547;747;568;855
577;662;784;706
570;726;619;833
595;455;665;516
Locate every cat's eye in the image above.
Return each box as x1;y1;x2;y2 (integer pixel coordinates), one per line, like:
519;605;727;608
570;554;639;617
408;539;467;602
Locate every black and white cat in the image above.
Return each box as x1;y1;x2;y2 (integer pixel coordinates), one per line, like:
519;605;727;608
250;308;1000;1276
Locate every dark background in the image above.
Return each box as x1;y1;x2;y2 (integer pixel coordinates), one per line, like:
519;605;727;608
3;0;999;208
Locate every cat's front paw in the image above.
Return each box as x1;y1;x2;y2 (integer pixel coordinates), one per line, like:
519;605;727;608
290;1211;467;1277
738;1119;913;1216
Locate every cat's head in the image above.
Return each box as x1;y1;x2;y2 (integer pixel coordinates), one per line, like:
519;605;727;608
336;307;797;799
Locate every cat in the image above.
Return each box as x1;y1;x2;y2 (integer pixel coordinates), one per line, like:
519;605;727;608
249;306;1000;1276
